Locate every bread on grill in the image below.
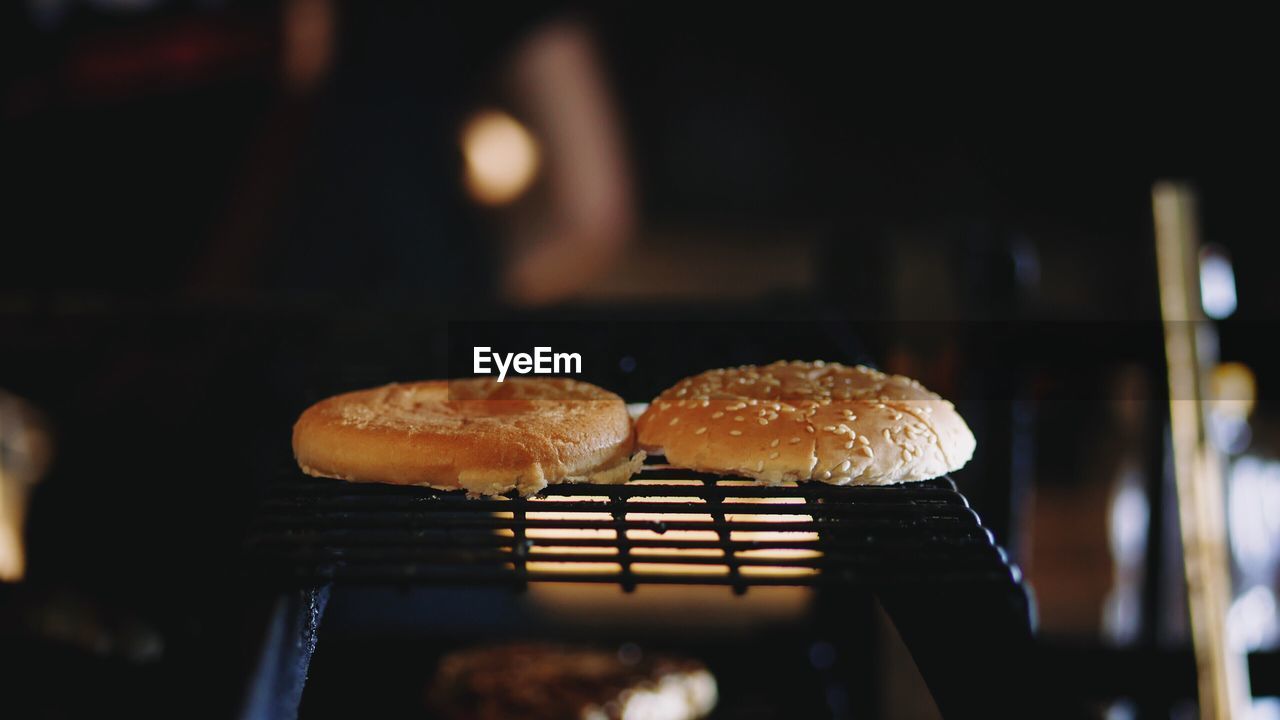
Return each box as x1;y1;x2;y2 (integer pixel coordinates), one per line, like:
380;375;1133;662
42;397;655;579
636;360;975;486
293;378;643;496
428;643;717;720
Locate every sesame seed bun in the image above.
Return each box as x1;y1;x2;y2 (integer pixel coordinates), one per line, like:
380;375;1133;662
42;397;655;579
293;378;643;496
636;361;975;486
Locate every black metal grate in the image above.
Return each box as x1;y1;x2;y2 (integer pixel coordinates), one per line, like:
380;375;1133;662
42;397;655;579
246;461;1022;593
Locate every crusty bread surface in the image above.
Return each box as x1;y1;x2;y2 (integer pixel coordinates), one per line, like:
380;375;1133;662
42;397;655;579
636;361;975;486
293;378;641;496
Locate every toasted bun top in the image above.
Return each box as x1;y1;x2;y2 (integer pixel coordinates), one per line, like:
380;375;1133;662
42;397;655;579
293;378;641;496
636;361;975;485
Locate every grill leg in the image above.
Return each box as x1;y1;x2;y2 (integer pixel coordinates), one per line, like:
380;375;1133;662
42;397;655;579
877;584;1036;718
240;585;330;720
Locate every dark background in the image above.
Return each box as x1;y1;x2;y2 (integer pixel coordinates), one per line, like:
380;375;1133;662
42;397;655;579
3;3;1278;718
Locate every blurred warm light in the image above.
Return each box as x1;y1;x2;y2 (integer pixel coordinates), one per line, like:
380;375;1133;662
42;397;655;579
528;584;813;628
1;392;52;583
493;479;821;580
461;110;540;206
282;0;335;94
627;491;727;575
1200;245;1238;319
1211;362;1257;420
725;492;820;578
1208;362;1256;452
524;497;621;574
0;507;23;581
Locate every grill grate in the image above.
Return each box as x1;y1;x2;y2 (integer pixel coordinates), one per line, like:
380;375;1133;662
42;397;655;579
246;461;1021;593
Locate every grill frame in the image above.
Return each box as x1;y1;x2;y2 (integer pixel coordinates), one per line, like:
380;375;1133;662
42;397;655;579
241;460;1036;720
245;462;1022;593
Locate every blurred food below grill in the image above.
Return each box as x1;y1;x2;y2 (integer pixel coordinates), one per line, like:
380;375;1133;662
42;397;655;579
427;642;717;720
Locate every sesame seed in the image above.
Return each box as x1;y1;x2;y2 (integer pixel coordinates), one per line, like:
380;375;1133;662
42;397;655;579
805;426;815;433
883;429;892;442
837;460;851;473
790;437;801;444
729;430;743;436
756;460;765;471
712;412;725;419
734;415;744;422
823;425;836;432
818;470;832;480
769;451;780;459
770;438;780;447
669;417;680;426
676;388;687;397
758;418;768;425
695;427;707;435
845;441;854;449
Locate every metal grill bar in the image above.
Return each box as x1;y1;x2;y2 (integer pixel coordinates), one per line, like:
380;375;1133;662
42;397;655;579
245;464;1020;591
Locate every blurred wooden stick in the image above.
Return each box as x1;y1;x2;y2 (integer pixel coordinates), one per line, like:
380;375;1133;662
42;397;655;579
1153;181;1250;719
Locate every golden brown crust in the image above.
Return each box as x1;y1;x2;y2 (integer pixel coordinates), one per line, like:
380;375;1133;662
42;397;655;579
636;361;975;486
293;378;641;496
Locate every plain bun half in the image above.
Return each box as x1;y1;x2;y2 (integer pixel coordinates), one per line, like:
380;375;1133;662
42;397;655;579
294;377;642;496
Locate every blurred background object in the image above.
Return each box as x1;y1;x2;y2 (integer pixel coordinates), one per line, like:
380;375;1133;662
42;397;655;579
3;2;1280;718
5;1;634;306
0;390;52;582
1154;182;1249;718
